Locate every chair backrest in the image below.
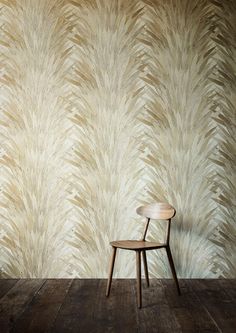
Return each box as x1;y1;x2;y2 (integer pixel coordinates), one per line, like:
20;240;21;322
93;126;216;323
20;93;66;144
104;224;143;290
136;202;175;220
136;202;176;242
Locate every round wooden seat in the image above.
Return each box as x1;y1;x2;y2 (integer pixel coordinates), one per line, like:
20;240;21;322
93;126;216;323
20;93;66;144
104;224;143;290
110;240;165;250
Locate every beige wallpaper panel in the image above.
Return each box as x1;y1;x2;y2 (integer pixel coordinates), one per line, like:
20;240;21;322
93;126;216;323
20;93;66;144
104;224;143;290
0;0;235;278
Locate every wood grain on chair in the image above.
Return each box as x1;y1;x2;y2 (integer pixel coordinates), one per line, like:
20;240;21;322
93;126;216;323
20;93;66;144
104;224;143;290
106;202;180;309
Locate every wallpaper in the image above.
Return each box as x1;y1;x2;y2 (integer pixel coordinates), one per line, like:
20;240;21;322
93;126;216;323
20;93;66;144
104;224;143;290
0;0;235;278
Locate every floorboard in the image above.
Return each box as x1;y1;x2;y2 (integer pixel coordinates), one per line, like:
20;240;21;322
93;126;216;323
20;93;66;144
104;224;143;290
162;279;220;333
0;279;45;332
98;279;137;333
0;279;235;333
189;279;236;333
11;279;72;333
0;280;18;299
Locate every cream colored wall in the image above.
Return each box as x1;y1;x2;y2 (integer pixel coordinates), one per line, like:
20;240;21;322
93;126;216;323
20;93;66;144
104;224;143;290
0;0;235;278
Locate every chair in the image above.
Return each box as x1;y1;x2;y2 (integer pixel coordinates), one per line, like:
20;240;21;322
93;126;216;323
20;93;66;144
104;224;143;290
105;202;180;308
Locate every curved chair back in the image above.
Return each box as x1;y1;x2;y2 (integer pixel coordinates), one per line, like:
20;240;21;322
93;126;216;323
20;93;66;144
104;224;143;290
136;202;175;220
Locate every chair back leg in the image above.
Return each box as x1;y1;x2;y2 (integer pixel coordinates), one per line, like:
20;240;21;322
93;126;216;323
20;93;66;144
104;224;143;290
106;247;117;297
142;250;149;287
166;246;181;295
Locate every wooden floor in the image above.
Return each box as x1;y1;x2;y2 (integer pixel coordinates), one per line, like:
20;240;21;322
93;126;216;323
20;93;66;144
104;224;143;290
0;279;235;333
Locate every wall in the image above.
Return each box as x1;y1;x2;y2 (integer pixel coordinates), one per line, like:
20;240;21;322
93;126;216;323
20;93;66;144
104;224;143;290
0;0;235;278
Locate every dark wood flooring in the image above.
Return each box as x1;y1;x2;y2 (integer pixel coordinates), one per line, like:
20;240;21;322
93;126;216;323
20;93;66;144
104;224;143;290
0;279;235;333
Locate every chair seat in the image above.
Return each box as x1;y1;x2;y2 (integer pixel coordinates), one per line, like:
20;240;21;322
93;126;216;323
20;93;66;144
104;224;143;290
110;240;165;250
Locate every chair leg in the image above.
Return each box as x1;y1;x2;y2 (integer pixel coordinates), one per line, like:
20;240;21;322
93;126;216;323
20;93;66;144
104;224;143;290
142;250;149;287
166;246;181;295
106;247;117;297
136;250;142;308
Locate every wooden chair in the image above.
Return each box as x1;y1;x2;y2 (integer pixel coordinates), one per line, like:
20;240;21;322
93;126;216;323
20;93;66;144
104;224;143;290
106;202;180;308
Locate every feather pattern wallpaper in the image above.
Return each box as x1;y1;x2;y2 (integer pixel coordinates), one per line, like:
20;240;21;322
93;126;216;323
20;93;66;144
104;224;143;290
0;0;235;278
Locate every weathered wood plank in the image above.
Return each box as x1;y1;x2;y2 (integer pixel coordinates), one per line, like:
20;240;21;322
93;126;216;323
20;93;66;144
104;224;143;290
190;279;236;333
135;279;181;333
11;279;72;333
0;279;45;332
217;279;236;301
0;279;235;333
0;280;18;299
162;279;220;333
52;279;98;333
53;279;137;333
101;279;137;333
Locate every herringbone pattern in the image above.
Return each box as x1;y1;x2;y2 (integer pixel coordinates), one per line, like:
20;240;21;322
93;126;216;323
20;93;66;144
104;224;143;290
0;0;235;278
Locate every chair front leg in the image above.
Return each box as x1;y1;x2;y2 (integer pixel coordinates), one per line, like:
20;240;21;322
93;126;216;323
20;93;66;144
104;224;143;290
142;250;149;287
106;247;117;297
166;246;181;295
136;250;142;308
